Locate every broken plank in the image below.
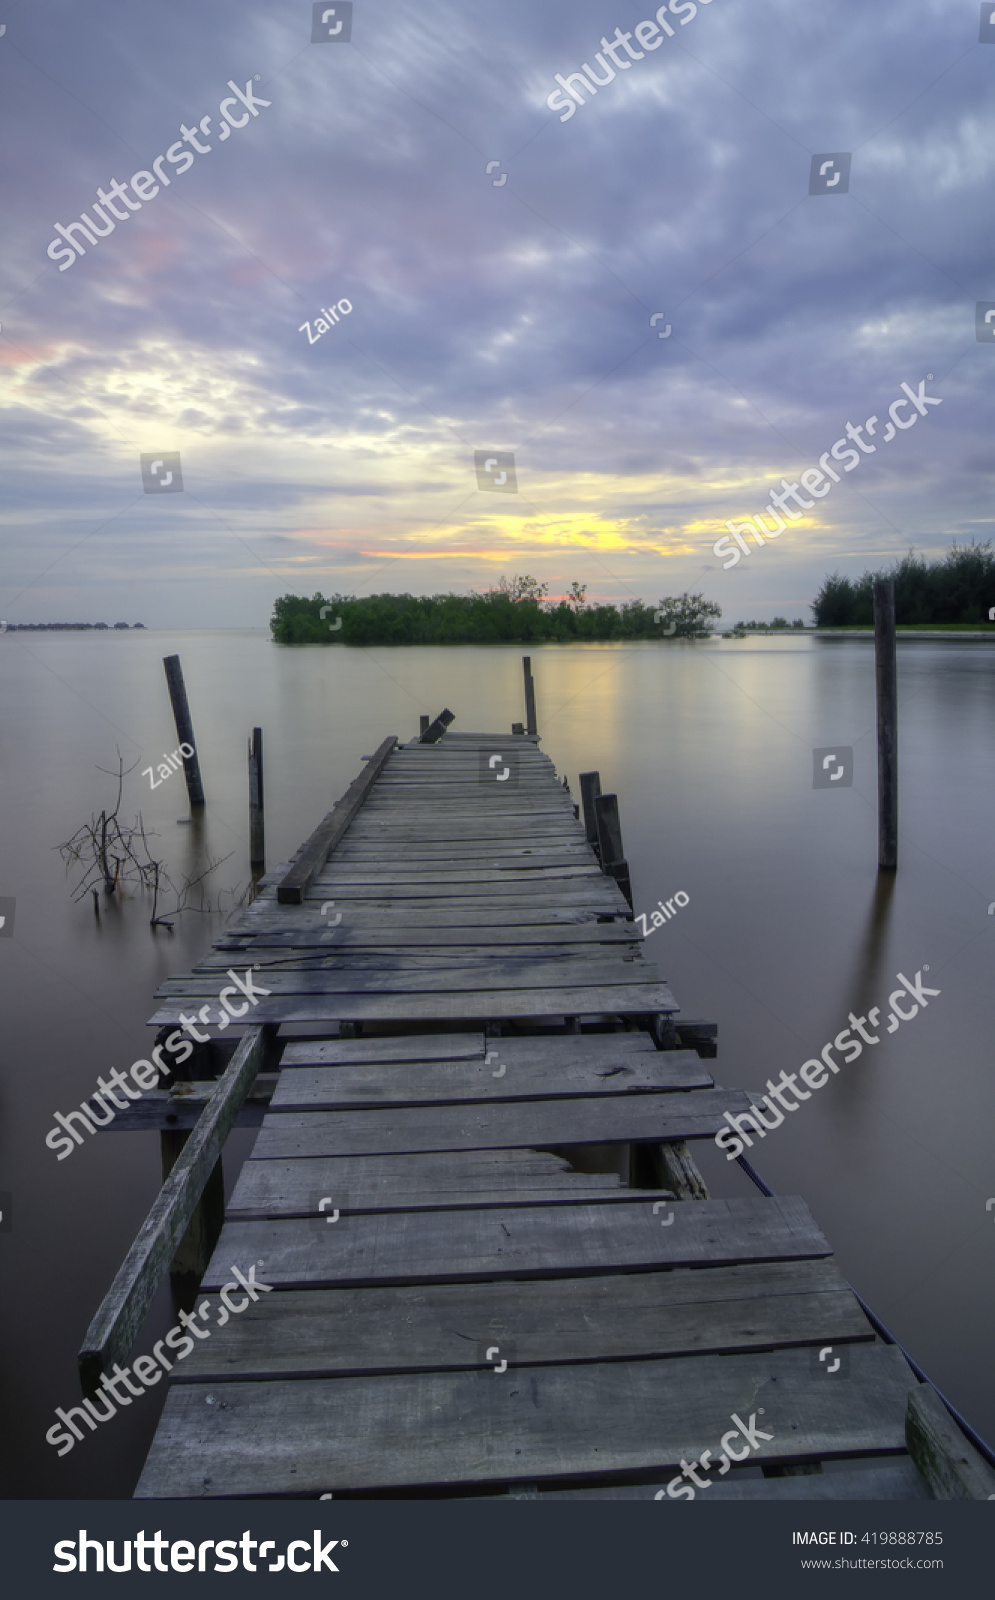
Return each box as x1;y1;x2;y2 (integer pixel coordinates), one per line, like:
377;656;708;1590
228;1155;633;1219
228;1148;626;1217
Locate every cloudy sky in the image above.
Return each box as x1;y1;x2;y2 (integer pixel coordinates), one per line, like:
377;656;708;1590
1;0;992;625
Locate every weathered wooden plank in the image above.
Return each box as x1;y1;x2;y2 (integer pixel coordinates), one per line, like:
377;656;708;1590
251;1085;739;1158
134;1343;914;1498
196;950;635;975
158;959;664;998
270;1050;712;1111
363;794;574;810
174;1260;870;1382
279;1032;655;1068
228;1148;624;1216
227;1154;633;1218
302;882;623;904
344;828;581;842
150;982;677;1028
312;848;582;863
201;941;630;969
218;941;639;963
222;907;630;933
493;1460;931;1500
313;866;602;885
282;1032;485;1066
77;1026;269;1392
905;1383;995;1499
200;1195;829;1291
277;738;397;905
217;926;637;949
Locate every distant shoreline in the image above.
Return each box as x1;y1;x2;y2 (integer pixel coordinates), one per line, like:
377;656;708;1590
0;623;145;631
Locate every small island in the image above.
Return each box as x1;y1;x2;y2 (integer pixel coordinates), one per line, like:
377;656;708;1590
271;544;995;646
270;580;720;644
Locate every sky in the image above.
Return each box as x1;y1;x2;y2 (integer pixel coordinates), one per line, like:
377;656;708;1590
1;0;993;627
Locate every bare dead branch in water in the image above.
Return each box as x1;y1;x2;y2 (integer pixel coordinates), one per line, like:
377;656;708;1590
57;752;244;930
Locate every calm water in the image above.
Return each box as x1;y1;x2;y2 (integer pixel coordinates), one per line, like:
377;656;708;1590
2;629;994;1496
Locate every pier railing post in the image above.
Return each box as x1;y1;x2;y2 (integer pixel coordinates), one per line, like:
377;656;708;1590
579;771;602;850
594;792;633;909
162;655;205;809
248;727;265;871
874;577;898;870
523;656;538;737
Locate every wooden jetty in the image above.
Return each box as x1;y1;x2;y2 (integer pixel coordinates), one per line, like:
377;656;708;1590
81;693;995;1501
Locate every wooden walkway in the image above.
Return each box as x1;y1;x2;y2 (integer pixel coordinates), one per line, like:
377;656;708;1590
86;723;953;1498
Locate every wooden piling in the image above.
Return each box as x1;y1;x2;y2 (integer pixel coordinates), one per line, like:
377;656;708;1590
874;577;898;871
248;727;265;871
523;656;538;737
594;792;633;909
419;709;455;745
579;771;602;848
419;715;430;737
162;655;205;809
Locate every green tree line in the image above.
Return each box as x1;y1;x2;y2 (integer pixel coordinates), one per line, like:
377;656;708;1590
813;543;995;626
270;581;721;645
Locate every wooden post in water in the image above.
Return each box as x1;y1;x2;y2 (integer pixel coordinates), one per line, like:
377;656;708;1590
874;577;898;871
523;656;538;736
579;771;602;849
419;715;430;737
594;792;633;909
248;727;265;871
162;655;205;809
